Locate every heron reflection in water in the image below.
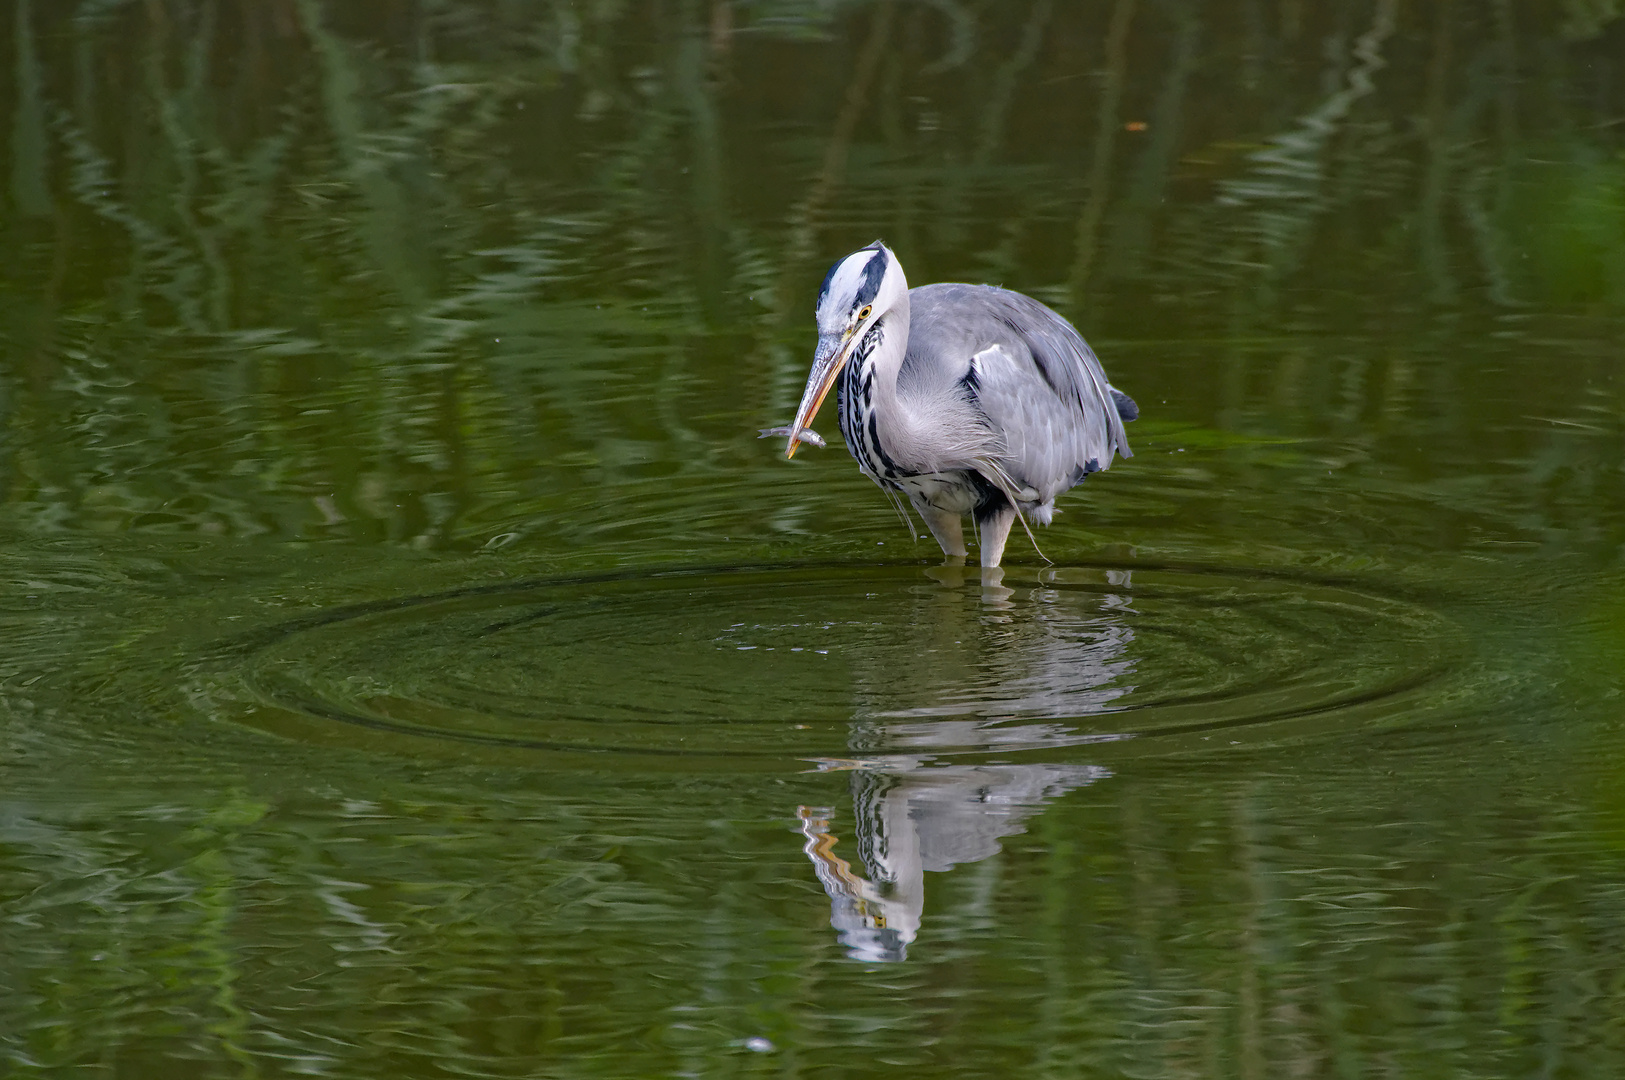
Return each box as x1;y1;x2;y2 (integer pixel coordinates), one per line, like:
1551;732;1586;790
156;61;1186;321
762;241;1136;567
797;569;1137;962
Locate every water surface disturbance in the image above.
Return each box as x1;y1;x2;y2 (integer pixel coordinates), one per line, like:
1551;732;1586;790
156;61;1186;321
205;563;1462;761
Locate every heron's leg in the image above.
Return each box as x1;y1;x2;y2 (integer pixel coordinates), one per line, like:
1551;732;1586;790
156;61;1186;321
976;504;1017;568
980;565;1013;608
909;495;967;560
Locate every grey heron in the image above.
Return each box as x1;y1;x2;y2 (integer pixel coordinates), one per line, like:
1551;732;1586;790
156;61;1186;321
763;241;1136;567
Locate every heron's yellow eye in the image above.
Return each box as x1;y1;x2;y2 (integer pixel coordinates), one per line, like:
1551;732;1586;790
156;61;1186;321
858;305;873;321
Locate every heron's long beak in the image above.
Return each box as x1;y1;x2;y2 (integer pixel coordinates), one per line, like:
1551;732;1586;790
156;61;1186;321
786;333;851;459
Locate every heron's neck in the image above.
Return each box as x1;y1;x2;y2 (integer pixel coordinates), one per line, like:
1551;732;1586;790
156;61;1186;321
861;296;911;456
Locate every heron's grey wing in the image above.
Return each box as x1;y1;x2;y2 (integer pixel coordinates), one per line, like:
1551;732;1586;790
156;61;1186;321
907;284;1130;507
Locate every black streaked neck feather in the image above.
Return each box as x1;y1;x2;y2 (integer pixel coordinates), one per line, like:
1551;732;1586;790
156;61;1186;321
837;298;912;479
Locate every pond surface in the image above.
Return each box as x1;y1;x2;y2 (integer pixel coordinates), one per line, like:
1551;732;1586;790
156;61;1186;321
3;2;1625;1076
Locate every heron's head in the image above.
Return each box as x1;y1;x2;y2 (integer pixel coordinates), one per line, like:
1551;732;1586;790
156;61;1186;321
786;241;908;458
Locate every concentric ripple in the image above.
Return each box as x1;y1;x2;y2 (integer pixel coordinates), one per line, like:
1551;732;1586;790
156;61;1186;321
201;563;1463;762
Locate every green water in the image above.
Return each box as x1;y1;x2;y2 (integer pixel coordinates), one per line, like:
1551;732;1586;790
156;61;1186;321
4;2;1625;1076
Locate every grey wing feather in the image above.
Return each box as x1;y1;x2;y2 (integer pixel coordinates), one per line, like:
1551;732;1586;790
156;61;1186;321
903;284;1132;512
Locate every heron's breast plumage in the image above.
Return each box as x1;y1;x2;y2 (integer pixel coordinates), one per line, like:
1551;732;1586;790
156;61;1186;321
837;333;1001;518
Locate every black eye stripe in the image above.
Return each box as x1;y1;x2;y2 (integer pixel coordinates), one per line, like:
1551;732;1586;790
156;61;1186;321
817;245;888;313
817;260;841;306
854;251;887;305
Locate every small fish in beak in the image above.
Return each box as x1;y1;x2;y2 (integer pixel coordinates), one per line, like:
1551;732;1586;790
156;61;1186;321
757;425;826;450
769;332;853;458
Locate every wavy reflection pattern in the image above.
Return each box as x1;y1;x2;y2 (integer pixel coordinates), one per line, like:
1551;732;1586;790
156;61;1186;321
196;560;1453;969
799;571;1131;962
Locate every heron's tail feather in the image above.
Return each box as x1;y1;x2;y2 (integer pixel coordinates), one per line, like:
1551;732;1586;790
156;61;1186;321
1110;388;1139;422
